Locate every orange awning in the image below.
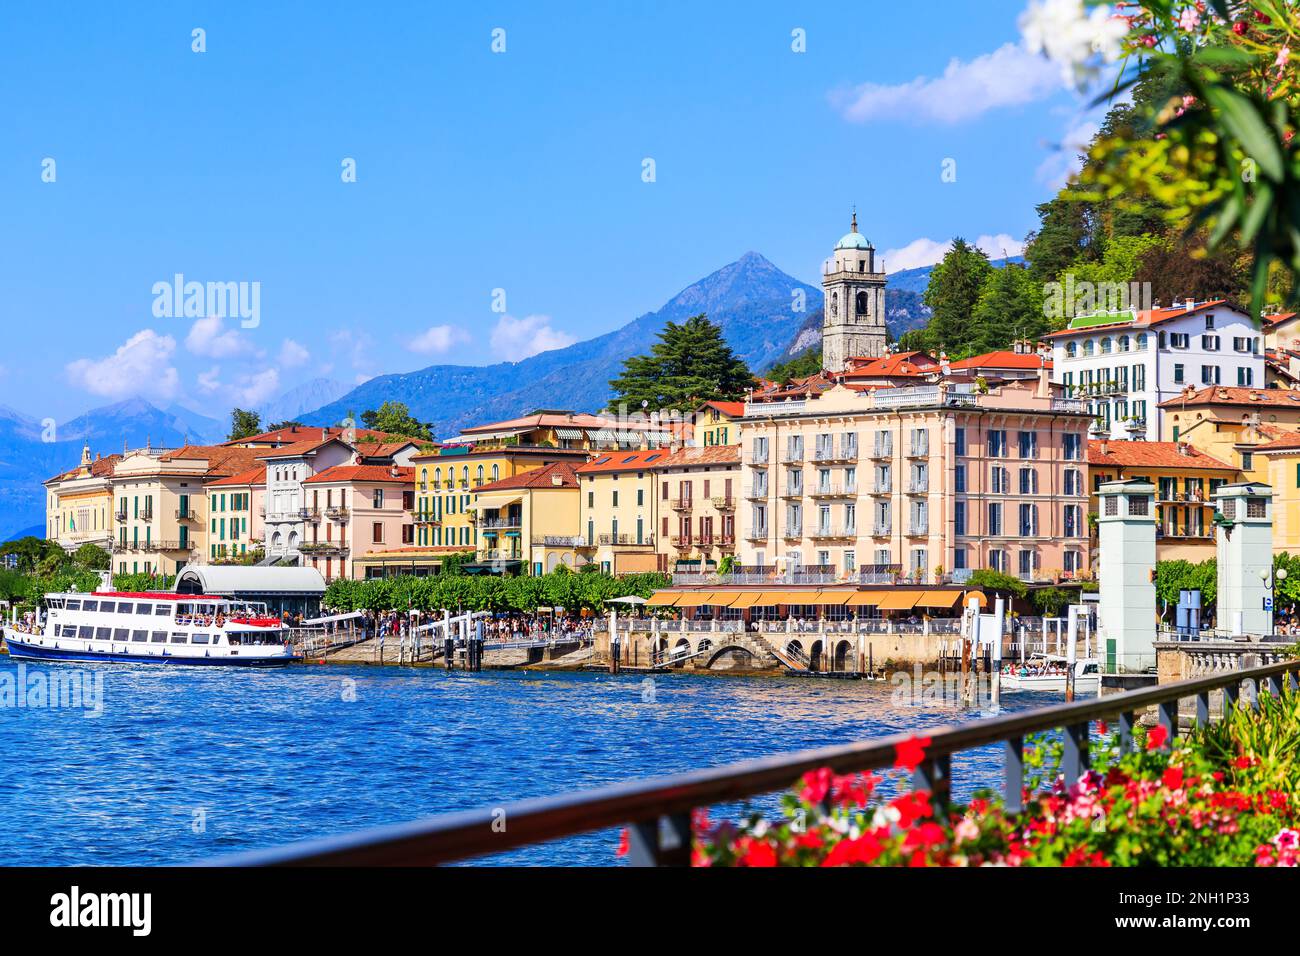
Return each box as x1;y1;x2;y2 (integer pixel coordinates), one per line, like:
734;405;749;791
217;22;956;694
646;591;680;607
917;589;963;608
845;590;887;607
728;592;765;609
778;590;825;606
876;591;923;610
673;591;716;607
963;591;988;608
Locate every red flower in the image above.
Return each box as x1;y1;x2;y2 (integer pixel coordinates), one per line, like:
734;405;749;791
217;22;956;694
1233;21;1247;35
904;821;948;849
1146;725;1169;751
890;790;934;828
1162;766;1184;791
1097;720;1108;735
894;735;932;773
1234;755;1256;769
822;832;884;866
616;827;630;858
799;767;833;805
738;838;777;867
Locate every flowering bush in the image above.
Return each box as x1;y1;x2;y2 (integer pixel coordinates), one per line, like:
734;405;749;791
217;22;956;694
679;688;1300;867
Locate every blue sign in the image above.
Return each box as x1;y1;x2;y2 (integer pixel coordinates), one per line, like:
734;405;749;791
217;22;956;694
1264;596;1275;611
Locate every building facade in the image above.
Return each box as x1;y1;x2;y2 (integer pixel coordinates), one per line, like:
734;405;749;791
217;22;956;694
1048;300;1262;441
656;445;741;573
574;449;669;574
739;377;1093;583
300;464;415;581
203;466;266;564
469;462;581;575
258;437;356;561
44;446;121;553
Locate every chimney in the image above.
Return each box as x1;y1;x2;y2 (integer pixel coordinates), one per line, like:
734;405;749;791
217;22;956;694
1184;298;1195;311
1098;436;1109;456
551;474;563;486
390;463;399;478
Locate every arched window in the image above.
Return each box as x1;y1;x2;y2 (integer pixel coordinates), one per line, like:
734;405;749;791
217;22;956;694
830;292;838;318
1136;333;1148;350
492;464;500;481
434;467;441;487
1066;341;1078;358
476;465;484;485
461;465;469;487
1118;335;1130;352
1100;337;1112;354
1083;339;1095;356
855;290;869;318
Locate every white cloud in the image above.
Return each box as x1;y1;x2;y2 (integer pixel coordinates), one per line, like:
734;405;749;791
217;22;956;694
882;234;1026;273
197;366;223;394
831;42;1063;124
279;338;310;368
185;315;253;359
489;314;575;362
233;368;280;407
1035;117;1100;189
408;324;471;355
66;329;179;402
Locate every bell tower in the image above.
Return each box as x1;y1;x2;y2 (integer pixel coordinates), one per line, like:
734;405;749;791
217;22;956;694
821;211;888;373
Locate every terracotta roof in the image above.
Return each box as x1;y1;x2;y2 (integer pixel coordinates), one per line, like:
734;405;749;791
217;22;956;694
1087;440;1236;471
353;440;419;458
48;452;123;484
658;445;741;468
204;466;266;488
575;449;672;475
473;461;580;491
459;412;672;436
224;425;405;447
253;438;354;460
841;351;936;378
1045;300;1231;339
159;445;264;478
1254;431;1300;452
1157;386;1300;409
696;400;746;417
751;371;837;400
1264;312;1299;328
947;350;1049;370
304;465;415;484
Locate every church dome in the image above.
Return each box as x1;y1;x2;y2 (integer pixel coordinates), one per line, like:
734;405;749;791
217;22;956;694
833;211;872;251
835;231;872;251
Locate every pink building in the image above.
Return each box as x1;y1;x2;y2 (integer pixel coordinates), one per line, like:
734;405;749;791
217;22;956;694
300;464;416;581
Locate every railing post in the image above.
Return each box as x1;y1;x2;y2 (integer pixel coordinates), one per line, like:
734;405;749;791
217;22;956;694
1060;721;1089;783
913;754;951;815
1002;737;1024;813
626;812;692;867
1195;692;1210;727
1266;675;1282;697
1223;680;1240;713
1117;711;1135;753
1157;699;1178;748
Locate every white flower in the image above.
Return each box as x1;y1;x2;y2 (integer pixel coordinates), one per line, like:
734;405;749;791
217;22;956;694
1020;0;1129;90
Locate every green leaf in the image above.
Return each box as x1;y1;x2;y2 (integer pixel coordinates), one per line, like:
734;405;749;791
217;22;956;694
1203;85;1284;182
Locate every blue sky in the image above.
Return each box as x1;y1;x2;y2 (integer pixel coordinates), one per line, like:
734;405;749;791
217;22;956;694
0;0;1102;421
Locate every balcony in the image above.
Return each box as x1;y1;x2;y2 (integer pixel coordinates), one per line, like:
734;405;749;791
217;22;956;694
531;534;588;547
145;539;191;553
779;485;805;499
598;533;654;548
669;535;693;549
868;445;893;459
174;508;202;521
744;527;769;540
479;517;522;531
711;496;735;511
669;498;695;512
906;481;929;494
810;526;853;539
780;450;804;464
906;524;929;536
325;506;349;520
717;535;736;551
871;524;891;536
858;564;901;584
299;507;321;522
812;446;854;463
743;486;769;499
299;541;348;557
781;525;803;539
809;484;850;498
114;510;127;523
410;510;439;524
479;548;522;562
747;448;770;466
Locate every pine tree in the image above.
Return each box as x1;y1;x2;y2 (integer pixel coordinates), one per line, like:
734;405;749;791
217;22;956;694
921;239;994;355
228;408;262;441
608;314;752;412
970;264;1047;354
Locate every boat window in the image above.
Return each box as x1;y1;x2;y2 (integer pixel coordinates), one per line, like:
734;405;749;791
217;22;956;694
77;626;92;639
82;601;99;612
131;630;147;642
192;633;210;644
61;625;77;637
155;605;170;616
151;631;167;643
227;633;242;645
132;603;147;614
47;598;62;609
99;601;116;613
65;600;81;611
94;628;110;640
113;629;128;641
170;632;188;644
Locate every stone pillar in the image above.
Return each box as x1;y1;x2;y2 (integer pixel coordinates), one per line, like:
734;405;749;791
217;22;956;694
1214;481;1274;637
1097;478;1157;673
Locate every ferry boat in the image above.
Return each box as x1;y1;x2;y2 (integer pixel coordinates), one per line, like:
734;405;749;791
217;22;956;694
999;654;1101;694
2;591;296;666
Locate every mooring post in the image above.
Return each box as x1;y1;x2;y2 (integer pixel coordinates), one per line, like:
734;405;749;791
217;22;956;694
609;608;619;675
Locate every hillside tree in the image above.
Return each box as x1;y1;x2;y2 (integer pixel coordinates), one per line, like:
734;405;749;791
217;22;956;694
608;314;753;412
228;408;262;441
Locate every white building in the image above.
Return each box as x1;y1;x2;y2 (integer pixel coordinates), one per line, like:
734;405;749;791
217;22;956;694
1046;300;1263;441
257;437;355;561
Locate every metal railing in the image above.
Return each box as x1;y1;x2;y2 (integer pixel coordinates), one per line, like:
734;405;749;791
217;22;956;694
202;658;1300;867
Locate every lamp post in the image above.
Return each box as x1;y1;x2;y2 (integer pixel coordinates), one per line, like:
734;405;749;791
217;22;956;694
1259;566;1288;636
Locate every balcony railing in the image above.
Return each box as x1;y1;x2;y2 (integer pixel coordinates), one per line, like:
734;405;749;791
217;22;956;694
598;534;653;548
779;485;804;498
857;564;901;584
871;524;891;536
669;498;694;511
868;444;893;459
907;524;929;536
809;484;849;498
711;496;735;511
479;517;522;530
114;510;127;522
299;507;321;521
175;508;202;521
810;526;853;539
781;525;802;539
742;486;768;499
531;534;587;547
744;527;769;540
410;510;439;524
325;506;349;520
299;542;347;556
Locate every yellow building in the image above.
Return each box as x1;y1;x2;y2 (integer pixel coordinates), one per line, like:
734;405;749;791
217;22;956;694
1159;385;1300;483
693;401;745;447
574;449;668;574
44;445;121;553
467;462;581;575
656;445;741;572
1087;439;1238;561
1251;432;1300;553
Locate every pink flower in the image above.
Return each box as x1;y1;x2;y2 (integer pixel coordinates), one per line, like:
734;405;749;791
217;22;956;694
1178;8;1200;31
1274;828;1300;851
954;817;980;844
1277;46;1291;70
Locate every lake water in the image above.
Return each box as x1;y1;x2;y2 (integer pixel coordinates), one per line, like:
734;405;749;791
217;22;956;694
0;658;1064;865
